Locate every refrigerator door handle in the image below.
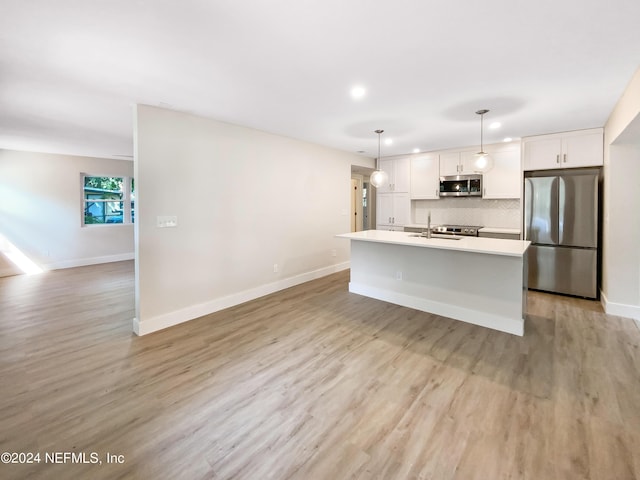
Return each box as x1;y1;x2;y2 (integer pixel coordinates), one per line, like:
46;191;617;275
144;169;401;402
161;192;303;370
550;177;560;244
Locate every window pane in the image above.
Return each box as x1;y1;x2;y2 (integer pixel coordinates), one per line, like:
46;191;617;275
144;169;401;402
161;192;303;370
84;200;124;224
84;176;123;191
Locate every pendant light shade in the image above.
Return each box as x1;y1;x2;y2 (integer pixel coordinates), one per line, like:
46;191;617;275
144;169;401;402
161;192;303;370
473;109;494;173
370;129;388;188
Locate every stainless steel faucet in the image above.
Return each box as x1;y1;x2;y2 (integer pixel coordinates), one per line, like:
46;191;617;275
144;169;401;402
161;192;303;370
426;211;432;239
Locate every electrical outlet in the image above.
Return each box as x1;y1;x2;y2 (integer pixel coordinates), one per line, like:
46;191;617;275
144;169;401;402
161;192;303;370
273;264;278;273
396;271;403;280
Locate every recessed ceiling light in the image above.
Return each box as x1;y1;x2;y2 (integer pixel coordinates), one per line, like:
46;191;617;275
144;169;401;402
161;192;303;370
350;86;366;99
489;121;502;129
413;148;420;153
503;137;513;142
384;138;393;146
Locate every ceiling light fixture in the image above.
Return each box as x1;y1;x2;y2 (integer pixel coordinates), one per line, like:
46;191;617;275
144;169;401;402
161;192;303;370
384;138;393;146
503;137;513;143
489;121;502;129
351;86;366;99
370;129;388;189
473;109;494;173
413;148;421;153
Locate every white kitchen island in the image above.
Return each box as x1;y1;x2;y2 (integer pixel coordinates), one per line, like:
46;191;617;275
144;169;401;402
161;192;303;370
336;230;531;336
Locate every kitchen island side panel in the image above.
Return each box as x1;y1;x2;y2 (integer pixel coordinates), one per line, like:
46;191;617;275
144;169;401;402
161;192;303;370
348;240;526;335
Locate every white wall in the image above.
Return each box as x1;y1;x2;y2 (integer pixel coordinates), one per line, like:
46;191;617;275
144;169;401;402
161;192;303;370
0;149;134;271
133;105;373;335
602;67;640;320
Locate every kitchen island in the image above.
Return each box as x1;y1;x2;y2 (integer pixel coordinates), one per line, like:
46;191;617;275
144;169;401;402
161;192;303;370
336;230;531;336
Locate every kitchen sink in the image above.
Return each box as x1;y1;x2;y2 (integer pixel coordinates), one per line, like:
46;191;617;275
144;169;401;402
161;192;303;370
408;233;463;240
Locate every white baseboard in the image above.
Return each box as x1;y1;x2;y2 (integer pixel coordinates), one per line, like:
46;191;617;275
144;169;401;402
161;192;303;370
133;261;350;336
0;267;21;277
600;290;640;323
43;253;135;270
348;282;524;336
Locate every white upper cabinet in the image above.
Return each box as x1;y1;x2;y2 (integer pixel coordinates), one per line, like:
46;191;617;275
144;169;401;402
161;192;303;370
523;128;603;171
482;143;521;199
377;156;410;193
410;153;440;200
439;150;476;176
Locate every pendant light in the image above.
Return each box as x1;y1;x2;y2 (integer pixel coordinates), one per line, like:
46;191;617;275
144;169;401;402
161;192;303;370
473;109;494;173
370;129;389;188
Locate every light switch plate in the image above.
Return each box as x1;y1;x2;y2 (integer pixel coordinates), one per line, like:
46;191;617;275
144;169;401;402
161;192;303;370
157;215;178;228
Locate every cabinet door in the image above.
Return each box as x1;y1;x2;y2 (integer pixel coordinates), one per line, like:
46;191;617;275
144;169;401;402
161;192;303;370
439;152;461;176
523;130;603;170
393;157;410;192
410;154;440;199
483;146;521;199
459;150;479;174
377;158;394;193
523;136;563;170
563;131;603;167
392;192;411;226
376;193;394;227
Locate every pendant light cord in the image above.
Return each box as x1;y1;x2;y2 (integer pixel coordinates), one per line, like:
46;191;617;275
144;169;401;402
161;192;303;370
375;129;384;169
475;109;489;154
480;113;484;152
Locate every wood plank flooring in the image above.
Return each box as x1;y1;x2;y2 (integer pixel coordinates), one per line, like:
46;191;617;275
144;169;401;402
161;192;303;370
1;261;639;479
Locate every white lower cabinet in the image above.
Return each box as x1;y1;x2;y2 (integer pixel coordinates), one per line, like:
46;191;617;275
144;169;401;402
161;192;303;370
376;192;410;230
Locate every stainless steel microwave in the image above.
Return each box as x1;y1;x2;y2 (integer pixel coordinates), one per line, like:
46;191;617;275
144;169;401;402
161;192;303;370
439;174;482;197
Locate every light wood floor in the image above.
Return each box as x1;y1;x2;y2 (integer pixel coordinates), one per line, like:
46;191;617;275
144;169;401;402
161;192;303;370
1;261;639;480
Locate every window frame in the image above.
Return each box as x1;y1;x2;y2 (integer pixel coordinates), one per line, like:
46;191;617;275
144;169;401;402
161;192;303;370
81;174;134;227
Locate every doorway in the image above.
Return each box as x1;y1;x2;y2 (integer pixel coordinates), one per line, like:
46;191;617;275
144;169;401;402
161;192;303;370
350;169;375;231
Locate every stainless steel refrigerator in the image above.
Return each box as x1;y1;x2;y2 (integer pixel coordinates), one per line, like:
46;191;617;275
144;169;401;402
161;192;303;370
524;168;600;299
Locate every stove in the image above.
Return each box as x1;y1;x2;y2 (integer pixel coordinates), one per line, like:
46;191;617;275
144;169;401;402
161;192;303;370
431;225;483;237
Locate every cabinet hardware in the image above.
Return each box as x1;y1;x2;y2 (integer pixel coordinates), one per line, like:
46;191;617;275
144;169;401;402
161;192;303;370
388;217;391;223
563;154;567;163
556;154;560;164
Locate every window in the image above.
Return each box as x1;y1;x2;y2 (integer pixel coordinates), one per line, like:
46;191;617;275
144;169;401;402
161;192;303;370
83;175;135;225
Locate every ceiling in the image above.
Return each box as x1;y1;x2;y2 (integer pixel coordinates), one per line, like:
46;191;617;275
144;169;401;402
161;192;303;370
1;0;640;160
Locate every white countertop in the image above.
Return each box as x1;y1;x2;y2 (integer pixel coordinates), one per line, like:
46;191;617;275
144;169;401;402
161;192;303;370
336;230;530;257
478;227;521;235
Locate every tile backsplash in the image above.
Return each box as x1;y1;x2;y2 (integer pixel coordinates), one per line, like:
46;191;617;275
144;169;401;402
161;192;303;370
413;198;521;229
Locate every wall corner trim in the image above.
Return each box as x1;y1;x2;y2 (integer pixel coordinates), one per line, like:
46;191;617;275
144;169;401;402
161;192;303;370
133;262;350;336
